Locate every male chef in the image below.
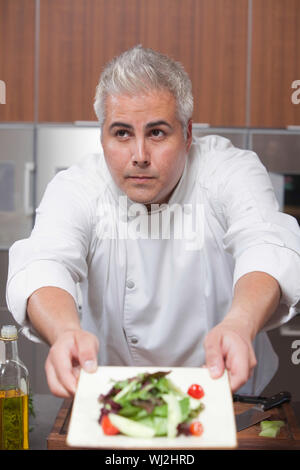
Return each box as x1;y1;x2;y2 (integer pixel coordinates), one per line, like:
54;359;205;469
6;46;300;397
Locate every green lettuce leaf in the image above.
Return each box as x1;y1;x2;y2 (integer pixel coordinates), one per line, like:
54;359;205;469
138;416;168;436
259;420;285;438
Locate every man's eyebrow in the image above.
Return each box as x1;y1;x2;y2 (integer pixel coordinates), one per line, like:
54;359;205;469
109;122;133;131
145;120;173;129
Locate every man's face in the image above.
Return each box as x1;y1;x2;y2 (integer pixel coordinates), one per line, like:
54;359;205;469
101;89;192;208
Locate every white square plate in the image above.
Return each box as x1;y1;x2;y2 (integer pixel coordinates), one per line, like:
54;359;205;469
66;366;237;449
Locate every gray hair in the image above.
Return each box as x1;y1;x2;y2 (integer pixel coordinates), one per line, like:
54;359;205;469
93;45;193;138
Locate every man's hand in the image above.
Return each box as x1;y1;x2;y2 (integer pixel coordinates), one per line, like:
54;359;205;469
203;271;281;391
204;320;257;392
26;287;100;397
45;329;99;397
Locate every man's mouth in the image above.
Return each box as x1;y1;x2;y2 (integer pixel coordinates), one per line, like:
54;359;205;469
127;176;155;182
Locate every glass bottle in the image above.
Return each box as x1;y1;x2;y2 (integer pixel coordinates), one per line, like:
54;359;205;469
0;325;29;450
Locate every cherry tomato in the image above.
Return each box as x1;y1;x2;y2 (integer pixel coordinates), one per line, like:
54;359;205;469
187;384;205;399
190;421;204;436
101;415;120;435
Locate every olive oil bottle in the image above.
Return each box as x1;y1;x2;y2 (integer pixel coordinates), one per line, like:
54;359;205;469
0;325;29;450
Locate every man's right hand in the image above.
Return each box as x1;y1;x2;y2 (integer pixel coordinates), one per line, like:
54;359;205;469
26;287;99;397
45;329;99;397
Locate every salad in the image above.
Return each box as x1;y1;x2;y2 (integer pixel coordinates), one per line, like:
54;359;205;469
98;370;205;438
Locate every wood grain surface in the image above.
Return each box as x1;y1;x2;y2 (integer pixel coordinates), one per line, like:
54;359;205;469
0;0;35;121
38;0;248;126
250;0;300;127
1;0;299;127
47;398;300;450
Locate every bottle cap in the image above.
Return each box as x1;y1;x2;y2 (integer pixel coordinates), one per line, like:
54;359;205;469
1;325;18;340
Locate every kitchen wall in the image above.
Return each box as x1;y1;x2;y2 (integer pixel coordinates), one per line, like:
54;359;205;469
0;0;300;397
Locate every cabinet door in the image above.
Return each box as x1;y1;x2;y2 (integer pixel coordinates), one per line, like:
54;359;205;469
250;131;300;174
38;0;248;127
0;128;34;247
36;126;101;205
250;0;300;128
181;0;248;127
0;0;35;121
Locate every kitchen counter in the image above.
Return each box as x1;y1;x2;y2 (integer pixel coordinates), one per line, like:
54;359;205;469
48;397;300;450
28;394;300;450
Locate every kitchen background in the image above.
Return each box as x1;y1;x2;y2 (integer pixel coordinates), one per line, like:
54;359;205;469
0;0;300;399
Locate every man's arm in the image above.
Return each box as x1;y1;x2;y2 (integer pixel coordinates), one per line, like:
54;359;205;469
27;286;99;397
5;166;99;397
204;271;281;391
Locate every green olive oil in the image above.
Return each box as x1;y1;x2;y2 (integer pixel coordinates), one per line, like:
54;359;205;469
0;389;29;450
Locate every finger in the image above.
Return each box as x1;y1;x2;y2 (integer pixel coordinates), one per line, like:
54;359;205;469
47;343;79;395
249;345;257;370
56;352;79;394
204;334;225;379
236;341;257;383
246;345;257;381
45;358;73;398
228;365;250;392
73;364;81;381
224;340;250;392
74;331;99;373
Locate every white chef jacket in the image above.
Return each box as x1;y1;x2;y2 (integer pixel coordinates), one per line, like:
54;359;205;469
6;135;300;394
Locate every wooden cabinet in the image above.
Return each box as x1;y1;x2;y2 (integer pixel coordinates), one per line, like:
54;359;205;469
38;0;248;126
1;0;299;128
250;0;300;128
0;0;35;122
182;0;248;127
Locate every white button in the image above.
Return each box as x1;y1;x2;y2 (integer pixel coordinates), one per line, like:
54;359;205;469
126;280;135;289
130;337;138;344
183;205;192;215
120;214;128;223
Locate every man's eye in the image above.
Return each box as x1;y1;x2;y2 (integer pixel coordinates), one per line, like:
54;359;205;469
151;129;165;138
116;129;130;138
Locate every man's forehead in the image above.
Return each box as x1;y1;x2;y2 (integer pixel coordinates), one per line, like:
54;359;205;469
104;90;177;121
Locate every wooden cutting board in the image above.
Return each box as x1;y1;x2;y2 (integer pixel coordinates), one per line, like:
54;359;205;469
47;398;300;450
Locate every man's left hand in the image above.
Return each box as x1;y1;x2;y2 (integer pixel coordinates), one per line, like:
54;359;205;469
203;320;257;392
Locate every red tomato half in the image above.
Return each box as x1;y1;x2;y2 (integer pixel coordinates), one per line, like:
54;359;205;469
187;383;205;399
101;415;120;435
190;421;204;436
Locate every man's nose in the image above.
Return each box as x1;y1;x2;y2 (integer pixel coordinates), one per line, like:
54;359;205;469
131;137;150;167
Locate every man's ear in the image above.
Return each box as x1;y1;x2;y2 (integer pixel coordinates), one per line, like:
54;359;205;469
185;119;193;152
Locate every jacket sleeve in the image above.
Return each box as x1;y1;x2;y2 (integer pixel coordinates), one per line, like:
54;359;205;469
6;169;93;342
210;136;300;331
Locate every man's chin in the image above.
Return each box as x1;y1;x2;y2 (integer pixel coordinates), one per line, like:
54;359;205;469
129;197;155;207
125;191;156;206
